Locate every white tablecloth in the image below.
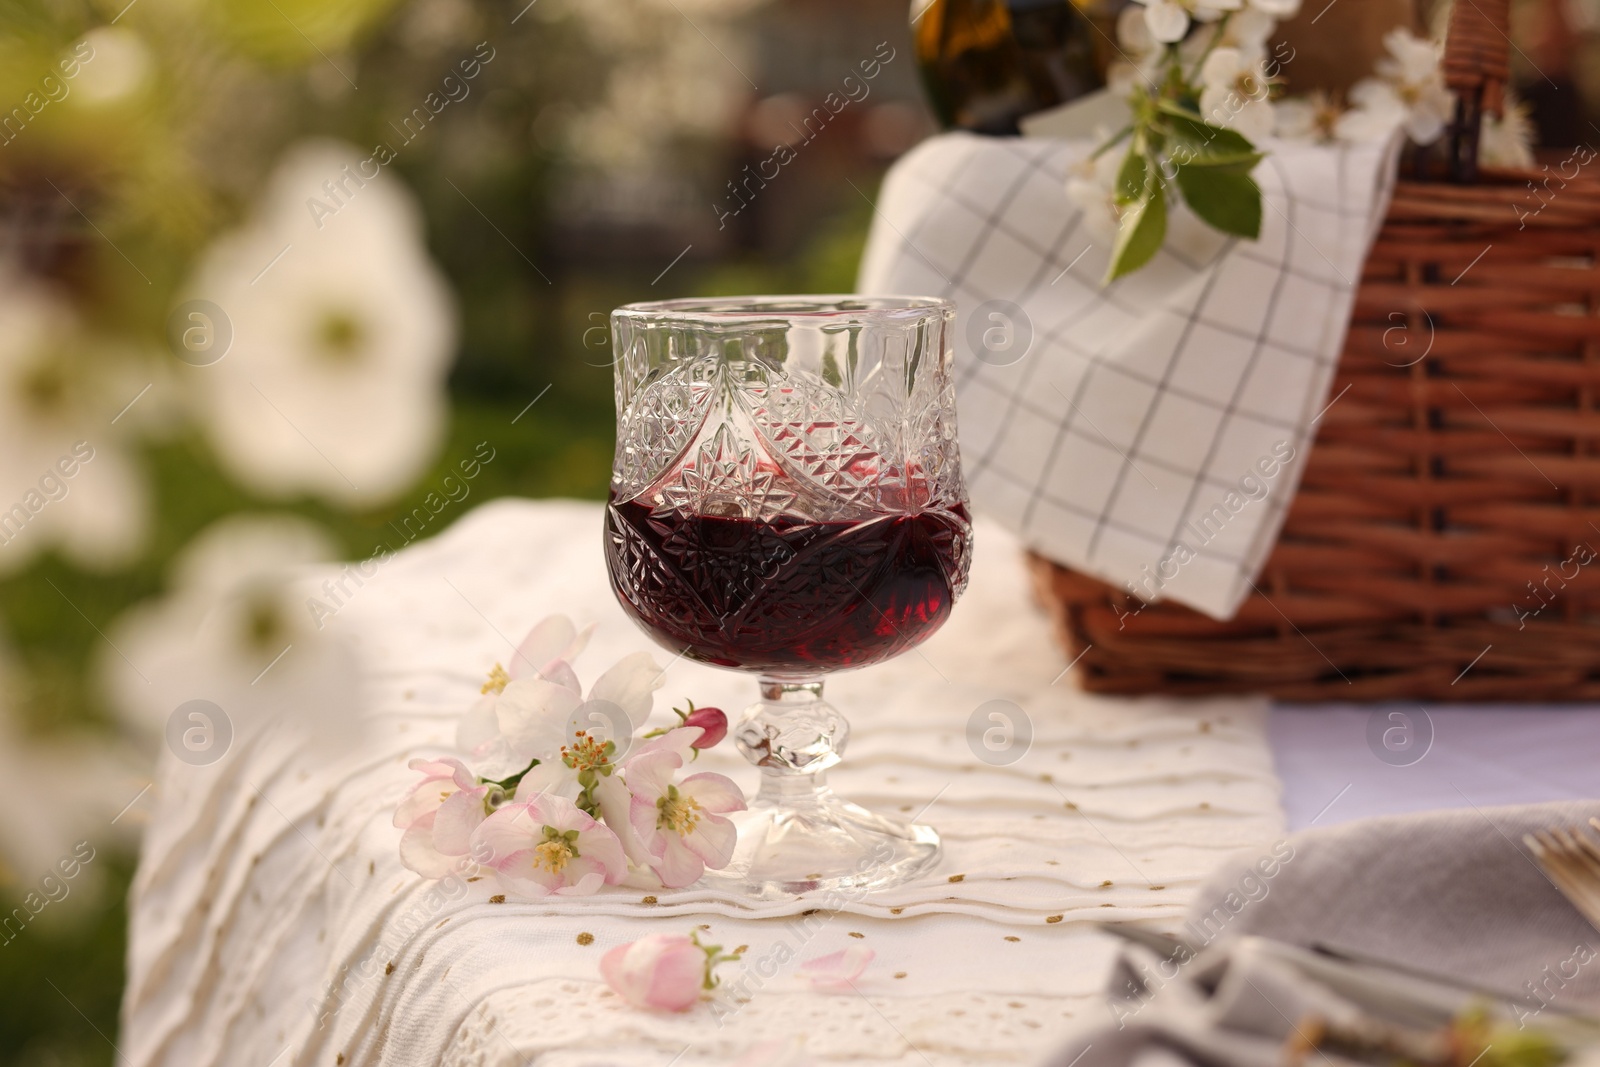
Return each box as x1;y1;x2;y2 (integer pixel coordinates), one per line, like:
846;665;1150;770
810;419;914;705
122;499;1284;1066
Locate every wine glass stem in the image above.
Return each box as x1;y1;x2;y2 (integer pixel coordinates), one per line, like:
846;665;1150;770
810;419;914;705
758;678;824;703
736;677;849;809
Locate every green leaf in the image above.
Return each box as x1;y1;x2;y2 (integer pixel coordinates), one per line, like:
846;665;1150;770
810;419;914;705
1107;180;1167;283
1160;107;1257;163
1155;99;1207;122
1178;150;1263;171
1175;165;1262;239
1089;124;1134;160
1115;149;1147;205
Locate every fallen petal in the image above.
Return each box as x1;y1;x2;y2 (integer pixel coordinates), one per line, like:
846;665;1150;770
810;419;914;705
797;946;874;991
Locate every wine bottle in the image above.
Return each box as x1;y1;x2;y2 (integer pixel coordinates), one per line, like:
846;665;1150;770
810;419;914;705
913;0;1118;135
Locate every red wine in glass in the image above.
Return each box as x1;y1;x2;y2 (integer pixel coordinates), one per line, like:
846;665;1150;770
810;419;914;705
605;295;968;896
605;495;970;677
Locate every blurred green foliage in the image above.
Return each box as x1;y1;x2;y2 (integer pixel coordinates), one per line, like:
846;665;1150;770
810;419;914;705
0;0;883;1058
0;858;132;1067
0;130;871;1067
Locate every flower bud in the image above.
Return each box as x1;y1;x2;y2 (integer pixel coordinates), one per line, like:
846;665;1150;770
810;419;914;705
600;934;706;1012
682;705;727;749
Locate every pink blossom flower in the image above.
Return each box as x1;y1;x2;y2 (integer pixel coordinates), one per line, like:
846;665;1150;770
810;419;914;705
621;730;745;888
628;725;703;763
599;930;742;1011
599;933;707;1012
797;946;874;991
587;734;698;886
455;615;594;776
459;623;661;785
394;757;497;878
470;792;625;897
592;770;655;871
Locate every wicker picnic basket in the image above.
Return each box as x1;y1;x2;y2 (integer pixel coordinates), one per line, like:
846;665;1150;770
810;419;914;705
1030;0;1600;701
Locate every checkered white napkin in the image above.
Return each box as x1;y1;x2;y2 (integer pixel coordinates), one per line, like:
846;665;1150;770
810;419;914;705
858;131;1402;619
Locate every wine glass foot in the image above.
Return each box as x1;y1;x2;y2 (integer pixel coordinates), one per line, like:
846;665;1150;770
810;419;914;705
698;791;941;900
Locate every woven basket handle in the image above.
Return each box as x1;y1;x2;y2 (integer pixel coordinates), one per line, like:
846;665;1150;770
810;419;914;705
1441;0;1512;181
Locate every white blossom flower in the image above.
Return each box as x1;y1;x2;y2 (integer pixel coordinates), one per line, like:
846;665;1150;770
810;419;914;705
1337;29;1451;144
1109;5;1165;92
101;513;339;739
1333;86;1405;142
1480;91;1535;169
1275;91;1342;142
0;638;142;893
456;624;662;785
164;572;367;750
0;269;151;575
1117;3;1155;53
1133;0;1242;45
185;139;456;508
98;512;361;759
1065;146;1129;245
70;27;151;106
1181;6;1278;67
1246;0;1300;18
1199;47;1275;142
455;615;594;778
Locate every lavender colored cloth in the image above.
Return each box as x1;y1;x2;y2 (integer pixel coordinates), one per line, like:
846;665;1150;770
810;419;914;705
1046;800;1600;1067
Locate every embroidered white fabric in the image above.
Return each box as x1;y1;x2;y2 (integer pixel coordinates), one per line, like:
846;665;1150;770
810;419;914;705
122;499;1283;1065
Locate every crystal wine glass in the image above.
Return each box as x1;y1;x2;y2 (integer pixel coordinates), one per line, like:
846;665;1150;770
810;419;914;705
603;295;971;897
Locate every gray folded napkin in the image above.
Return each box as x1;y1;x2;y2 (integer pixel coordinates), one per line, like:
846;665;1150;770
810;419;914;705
1046;800;1600;1067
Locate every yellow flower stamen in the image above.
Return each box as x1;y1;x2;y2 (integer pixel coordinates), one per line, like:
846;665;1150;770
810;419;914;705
561;730;614;773
481;663;511;695
531;826;582;875
533;839;574;873
656;785;705;837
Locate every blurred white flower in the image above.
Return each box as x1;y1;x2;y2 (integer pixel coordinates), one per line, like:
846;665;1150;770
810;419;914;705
1480;90;1535;169
0;638;141;898
1199;47;1275;142
1133;0;1242;44
1337;29;1451;144
171;573;367;752
1117;3;1155;53
456;614;661;786
101;513;344;747
0;269;150;575
71;27;151;106
1274;90;1342;142
1110;5;1165;92
1376;24;1445;86
1246;0;1300;18
1333;87;1403;142
169;512;340;603
185;139;456;508
1181;6;1278;67
1065;147;1128;244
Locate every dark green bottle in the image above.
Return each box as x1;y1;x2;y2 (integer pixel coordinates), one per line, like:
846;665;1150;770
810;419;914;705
914;0;1119;135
